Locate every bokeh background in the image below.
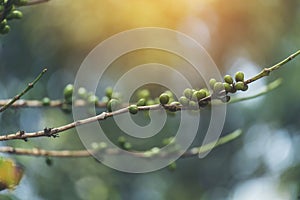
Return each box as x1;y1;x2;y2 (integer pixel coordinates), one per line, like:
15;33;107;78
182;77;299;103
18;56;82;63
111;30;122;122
0;0;300;199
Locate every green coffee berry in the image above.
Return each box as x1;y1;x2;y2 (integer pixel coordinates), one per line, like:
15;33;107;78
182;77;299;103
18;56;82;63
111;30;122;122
224;75;234;84
189;100;198;109
0;19;7;29
242;84;249;91
159;93;170;105
137;98;146;106
209;78;217;89
87;95;99;105
123;142;132;150
7;10;23;20
105;87;113;98
137;89;150;100
117;136;126;146
154;97;160;104
179;96;189;106
146;99;155;105
223;83;233;92
168;162;177;171
164;90;174;99
128;104;138;114
107;99;120;112
183;88;193;99
202;88;210;96
0;25;10;34
77;87;87;99
42;97;51;106
112;92;122;100
199;89;208;96
213;82;224;93
235;71;245;82
234;81;245;90
168;97;175;104
101;96;109;103
194;90;207;101
231;87;237;93
151;147;160;155
63;84;74;103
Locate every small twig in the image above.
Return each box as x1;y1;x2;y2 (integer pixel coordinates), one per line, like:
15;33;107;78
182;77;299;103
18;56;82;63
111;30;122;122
181;129;242;158
245;50;300;84
0;129;242;158
0;68;47;113
0;147;91;157
0;104;174;141
0;99;108;108
0;79;281;108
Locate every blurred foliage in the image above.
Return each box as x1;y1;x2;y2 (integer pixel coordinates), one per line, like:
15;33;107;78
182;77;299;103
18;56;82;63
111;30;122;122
0;0;300;199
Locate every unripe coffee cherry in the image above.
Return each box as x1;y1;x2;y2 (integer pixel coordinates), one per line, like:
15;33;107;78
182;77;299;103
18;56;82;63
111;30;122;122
242;84;249;91
234;81;245;90
77;87;87;99
159;93;170;105
105;87;113;98
189;100;198;110
107;99;120;112
42;97;50;106
179;96;189;106
137;89;150;100
137;98;146;106
146;99;155;105
87;95;99;105
209;78;217;89
223;83;233;92
0;19;7;29
12;10;23;19
224;75;234;84
183;88;193;99
213;82;224;93
199;89;208;97
128;104;138;114
235;71;245;82
64;84;74;103
0;25;10;34
192;90;206;101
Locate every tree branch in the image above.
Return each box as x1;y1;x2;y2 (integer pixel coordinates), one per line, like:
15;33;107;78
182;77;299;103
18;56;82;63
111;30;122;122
0;50;298;141
0;68;47;113
0;129;242;158
0;104;176;141
0;99;107;108
245;50;300;84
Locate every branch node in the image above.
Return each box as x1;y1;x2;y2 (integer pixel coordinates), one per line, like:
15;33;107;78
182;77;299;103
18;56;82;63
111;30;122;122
44;127;52;137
